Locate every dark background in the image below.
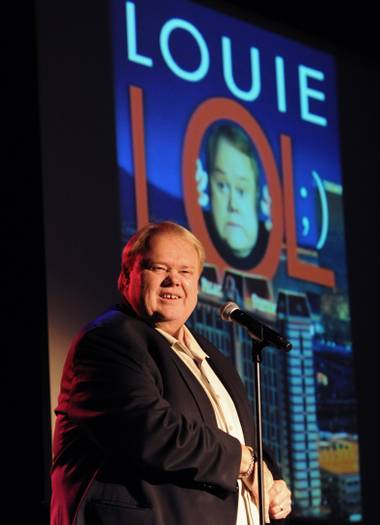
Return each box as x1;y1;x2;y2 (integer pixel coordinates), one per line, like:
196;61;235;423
5;1;379;523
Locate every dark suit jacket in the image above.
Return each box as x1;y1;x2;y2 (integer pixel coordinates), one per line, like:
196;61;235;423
50;303;281;524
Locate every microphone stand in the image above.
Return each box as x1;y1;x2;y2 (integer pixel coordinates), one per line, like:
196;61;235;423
250;335;267;525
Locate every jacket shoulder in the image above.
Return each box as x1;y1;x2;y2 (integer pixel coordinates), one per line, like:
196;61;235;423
71;305;163;366
82;304;152;338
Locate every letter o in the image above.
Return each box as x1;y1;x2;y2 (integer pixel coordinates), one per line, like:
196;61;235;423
182;98;283;278
160;18;209;82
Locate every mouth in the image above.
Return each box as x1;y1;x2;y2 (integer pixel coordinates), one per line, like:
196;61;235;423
226;220;243;227
159;292;181;300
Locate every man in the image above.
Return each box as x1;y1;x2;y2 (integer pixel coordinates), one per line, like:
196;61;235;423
200;124;269;269
50;221;291;524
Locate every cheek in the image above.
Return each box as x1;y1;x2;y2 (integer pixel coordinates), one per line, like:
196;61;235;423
135;276;156;307
242;198;256;219
211;188;225;212
142;281;156;302
213;200;227;228
184;280;199;306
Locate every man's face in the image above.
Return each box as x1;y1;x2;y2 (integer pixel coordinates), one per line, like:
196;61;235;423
124;232;200;338
210;137;258;258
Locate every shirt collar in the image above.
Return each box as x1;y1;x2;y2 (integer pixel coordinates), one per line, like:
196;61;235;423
155;325;209;365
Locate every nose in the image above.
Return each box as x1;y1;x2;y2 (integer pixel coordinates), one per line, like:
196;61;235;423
228;188;239;211
162;269;180;286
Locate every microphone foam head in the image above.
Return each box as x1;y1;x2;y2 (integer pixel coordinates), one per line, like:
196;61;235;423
220;302;239;321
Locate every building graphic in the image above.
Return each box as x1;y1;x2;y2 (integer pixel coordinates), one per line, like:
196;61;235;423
319;434;361;521
277;290;321;516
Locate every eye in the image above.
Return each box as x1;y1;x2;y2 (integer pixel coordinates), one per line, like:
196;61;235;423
236;183;250;197
150;264;167;273
216;181;229;193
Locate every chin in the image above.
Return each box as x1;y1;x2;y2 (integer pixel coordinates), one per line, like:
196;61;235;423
227;241;251;255
233;250;250;258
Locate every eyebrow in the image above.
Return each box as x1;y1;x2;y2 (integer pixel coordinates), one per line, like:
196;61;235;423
212;167;227;176
212;168;252;183
142;259;196;270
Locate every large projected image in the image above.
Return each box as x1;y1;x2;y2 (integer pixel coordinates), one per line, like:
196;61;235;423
110;0;361;521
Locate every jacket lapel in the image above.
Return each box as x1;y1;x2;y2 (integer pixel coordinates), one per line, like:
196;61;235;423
192;332;254;445
151;327;219;427
170;352;219;426
207;356;253;444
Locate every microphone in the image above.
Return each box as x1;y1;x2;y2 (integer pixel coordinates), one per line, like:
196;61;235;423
220;302;292;352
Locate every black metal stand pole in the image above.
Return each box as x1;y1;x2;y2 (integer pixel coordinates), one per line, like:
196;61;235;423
251;338;266;525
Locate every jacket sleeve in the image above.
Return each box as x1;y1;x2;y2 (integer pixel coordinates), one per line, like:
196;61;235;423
64;324;241;493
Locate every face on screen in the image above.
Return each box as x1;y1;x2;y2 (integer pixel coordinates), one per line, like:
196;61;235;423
210;137;258;258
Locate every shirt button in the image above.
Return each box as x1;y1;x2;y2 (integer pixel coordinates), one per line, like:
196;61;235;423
229;425;234;431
